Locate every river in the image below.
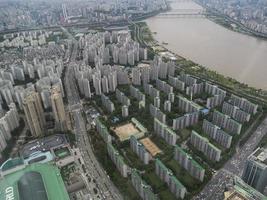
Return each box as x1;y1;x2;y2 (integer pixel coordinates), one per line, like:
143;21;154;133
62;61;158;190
146;0;267;90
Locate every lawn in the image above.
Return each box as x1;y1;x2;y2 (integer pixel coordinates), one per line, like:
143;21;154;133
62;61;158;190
179;128;191;142
159;189;177;200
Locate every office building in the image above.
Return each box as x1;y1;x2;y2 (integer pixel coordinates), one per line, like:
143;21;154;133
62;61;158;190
224;176;267;200
242;147;267;193
23;91;46;137
51;85;67;131
40;87;52;109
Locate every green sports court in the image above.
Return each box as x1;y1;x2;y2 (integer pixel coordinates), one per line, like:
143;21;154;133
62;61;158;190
0;162;70;200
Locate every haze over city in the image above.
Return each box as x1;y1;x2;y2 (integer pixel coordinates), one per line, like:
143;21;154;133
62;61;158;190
0;0;266;200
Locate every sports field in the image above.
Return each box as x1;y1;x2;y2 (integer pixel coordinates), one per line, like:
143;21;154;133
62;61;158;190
113;123;144;142
140;137;162;157
0;163;70;200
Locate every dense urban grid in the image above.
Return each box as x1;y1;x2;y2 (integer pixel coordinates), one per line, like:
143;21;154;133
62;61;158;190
0;0;167;32
0;0;267;200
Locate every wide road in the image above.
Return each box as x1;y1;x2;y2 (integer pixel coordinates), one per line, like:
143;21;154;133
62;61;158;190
72;109;123;200
62;27;123;200
194;117;267;200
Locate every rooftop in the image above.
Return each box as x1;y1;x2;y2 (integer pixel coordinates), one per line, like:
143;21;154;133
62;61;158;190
1;158;24;172
0;163;70;200
224;190;248;200
226;177;267;200
21;134;68;158
251;147;267;165
140;137;162;157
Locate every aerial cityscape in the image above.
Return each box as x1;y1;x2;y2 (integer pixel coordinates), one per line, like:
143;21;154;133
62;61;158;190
0;0;267;200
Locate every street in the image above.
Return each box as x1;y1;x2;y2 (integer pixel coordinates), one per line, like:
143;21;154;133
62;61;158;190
194;117;267;200
62;26;123;200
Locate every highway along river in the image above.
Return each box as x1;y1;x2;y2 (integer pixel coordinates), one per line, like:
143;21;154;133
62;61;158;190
146;0;267;90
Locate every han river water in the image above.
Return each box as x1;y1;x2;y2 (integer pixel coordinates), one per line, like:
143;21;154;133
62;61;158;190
146;0;267;90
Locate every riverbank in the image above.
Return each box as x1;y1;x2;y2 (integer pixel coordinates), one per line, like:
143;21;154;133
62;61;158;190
195;2;267;40
207;12;267;40
134;21;267;107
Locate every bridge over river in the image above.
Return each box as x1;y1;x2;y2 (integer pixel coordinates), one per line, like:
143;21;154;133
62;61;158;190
156;8;207;18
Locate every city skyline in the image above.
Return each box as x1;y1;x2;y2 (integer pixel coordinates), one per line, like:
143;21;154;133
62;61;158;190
0;0;267;200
